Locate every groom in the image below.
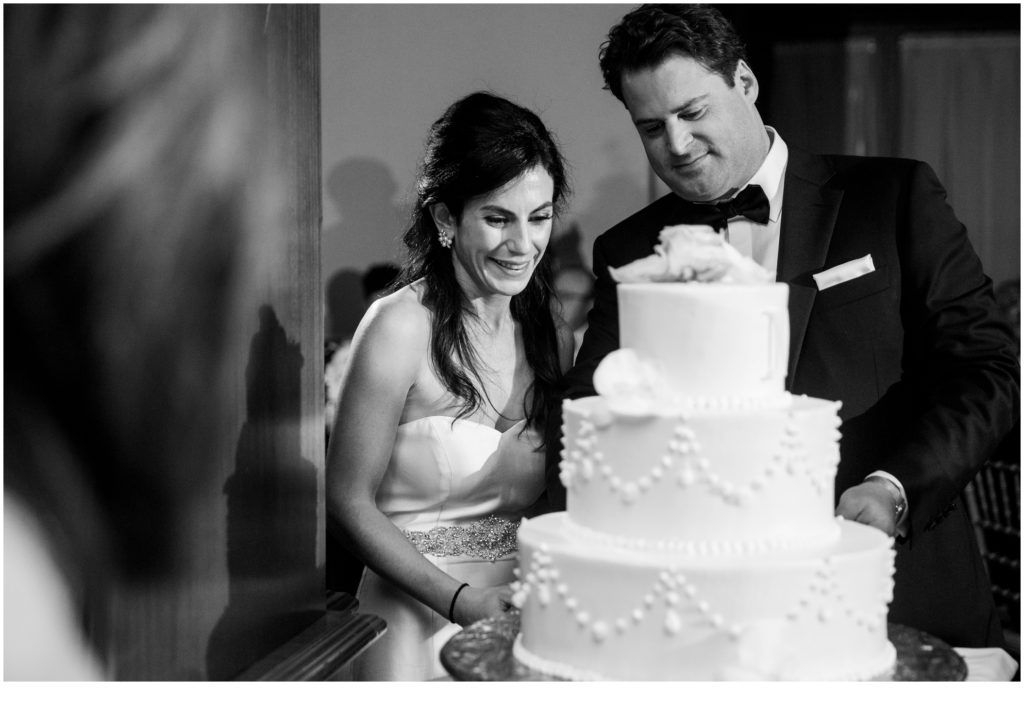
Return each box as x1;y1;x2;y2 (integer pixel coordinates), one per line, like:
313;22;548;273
545;4;1018;649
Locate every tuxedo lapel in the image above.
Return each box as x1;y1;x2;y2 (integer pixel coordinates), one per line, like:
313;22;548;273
777;150;842;389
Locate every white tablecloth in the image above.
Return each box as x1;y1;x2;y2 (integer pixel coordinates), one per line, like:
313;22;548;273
957;646;1019;681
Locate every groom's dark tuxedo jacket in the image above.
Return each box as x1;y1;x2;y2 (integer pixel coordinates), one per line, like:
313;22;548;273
545;147;1019;648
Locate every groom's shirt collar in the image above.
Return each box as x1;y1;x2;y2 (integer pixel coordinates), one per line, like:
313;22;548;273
741;126;787;223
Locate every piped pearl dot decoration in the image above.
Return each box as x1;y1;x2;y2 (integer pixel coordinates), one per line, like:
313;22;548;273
506;558;727;644
580;458;595;481
779;553;888;630
562;396;845;524
515;394;898;680
515;526;892;676
622;483;639;504
563;517;842;557
665;609;682;635
564;404;842;512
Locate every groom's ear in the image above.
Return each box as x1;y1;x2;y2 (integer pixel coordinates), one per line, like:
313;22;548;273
429;202;456;232
734;60;759;103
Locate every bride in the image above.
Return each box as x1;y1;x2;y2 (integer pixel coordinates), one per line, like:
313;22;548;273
326;92;573;681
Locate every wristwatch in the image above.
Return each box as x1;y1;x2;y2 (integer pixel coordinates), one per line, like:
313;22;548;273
865;475;907;522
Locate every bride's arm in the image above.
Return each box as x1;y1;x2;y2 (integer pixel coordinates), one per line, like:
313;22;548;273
326;294;508;625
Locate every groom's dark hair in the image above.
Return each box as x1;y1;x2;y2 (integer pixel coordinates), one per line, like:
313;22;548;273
599;4;749;103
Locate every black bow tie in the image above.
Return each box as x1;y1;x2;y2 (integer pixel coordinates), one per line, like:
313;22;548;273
678;184;770;232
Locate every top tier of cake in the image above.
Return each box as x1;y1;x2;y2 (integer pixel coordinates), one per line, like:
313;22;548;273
617;282;789;402
560;280;838;549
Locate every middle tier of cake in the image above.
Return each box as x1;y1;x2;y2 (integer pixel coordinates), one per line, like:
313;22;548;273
560;394;843;551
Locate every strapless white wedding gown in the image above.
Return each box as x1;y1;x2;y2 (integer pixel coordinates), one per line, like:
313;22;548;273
352;416;545;681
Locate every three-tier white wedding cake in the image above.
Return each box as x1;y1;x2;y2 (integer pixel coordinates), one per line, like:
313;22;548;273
511;226;897;681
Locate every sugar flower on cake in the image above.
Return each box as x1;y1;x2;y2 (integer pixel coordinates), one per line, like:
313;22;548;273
609;224;773;284
592;348;671;417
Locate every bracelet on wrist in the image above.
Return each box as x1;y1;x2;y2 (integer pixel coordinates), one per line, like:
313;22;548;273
448;582;470;623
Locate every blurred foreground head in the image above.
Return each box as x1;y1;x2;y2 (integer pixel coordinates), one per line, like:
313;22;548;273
5;4;281;599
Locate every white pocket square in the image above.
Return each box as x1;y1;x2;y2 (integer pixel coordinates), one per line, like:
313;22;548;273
812;254;875;291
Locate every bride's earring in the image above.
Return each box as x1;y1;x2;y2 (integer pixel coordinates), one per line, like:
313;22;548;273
438;228;453;248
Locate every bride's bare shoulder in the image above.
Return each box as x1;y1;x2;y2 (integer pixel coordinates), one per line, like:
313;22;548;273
357;281;431;347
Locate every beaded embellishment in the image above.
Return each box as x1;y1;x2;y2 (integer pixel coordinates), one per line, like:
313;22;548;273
405;516;520;561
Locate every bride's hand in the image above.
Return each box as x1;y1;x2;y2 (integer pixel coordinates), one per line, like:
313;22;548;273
450;584;513;627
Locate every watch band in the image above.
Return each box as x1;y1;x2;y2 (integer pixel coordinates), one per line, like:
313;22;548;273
865;475;907;521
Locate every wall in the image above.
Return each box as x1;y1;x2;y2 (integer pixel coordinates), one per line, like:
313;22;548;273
320;4;648;339
103;6;327;680
897;34;1020;285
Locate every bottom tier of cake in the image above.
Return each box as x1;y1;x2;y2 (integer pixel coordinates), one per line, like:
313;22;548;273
512;513;897;681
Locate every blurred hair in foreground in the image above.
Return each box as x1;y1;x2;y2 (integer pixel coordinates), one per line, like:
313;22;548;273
4;3;282;678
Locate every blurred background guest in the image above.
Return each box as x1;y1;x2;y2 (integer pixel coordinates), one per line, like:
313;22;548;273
552;263;596;361
4;4;280;679
325;262;400;438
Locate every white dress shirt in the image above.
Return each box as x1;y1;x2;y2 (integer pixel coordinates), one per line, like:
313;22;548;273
721;126;787;277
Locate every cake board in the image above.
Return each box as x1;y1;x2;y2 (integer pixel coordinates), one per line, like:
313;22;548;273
440;609;967;681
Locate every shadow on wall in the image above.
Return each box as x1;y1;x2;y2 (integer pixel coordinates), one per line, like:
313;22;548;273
323;157;405;342
206;305;321;680
578;169;647;241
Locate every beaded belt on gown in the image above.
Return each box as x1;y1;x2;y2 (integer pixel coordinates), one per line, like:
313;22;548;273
404;515;520;561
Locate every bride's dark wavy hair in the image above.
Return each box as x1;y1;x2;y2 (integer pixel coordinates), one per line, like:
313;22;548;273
394;91;570;439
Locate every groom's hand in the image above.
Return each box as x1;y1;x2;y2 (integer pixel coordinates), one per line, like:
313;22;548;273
836;481;899;537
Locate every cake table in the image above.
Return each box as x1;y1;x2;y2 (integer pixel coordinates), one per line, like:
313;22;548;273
440;609;967;681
